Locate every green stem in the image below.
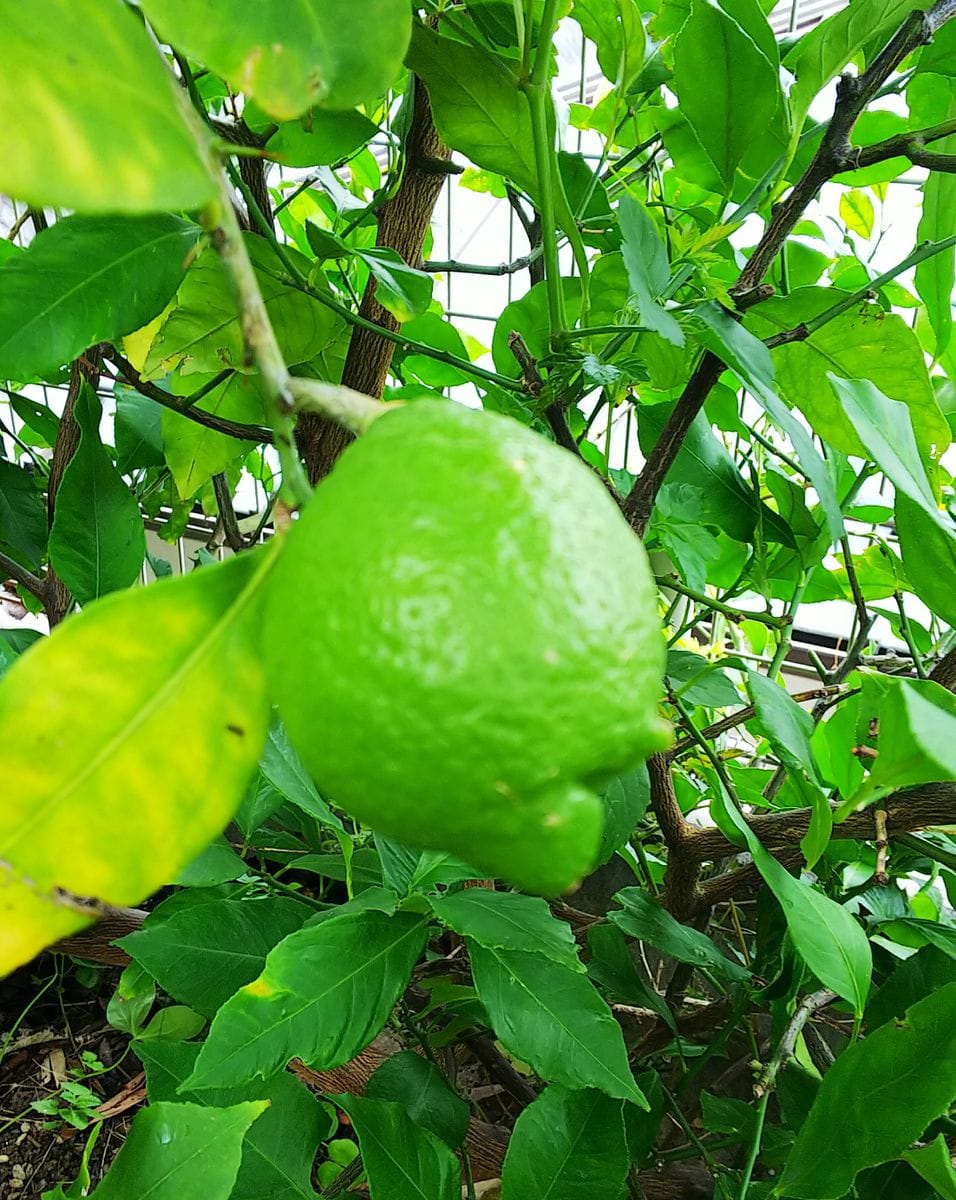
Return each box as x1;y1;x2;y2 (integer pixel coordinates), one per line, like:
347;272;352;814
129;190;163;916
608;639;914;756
200;170;312;508
523;0;567;343
655;575;791;629
767;574;808;678
738;1091;770;1199
894;591;929;679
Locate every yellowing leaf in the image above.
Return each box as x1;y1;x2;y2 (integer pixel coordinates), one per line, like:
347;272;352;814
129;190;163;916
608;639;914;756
839;189;875;239
0;548;277;975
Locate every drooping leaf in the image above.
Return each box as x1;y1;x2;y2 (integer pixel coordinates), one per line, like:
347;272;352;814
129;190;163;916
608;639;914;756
89;1101;265;1200
694;301;844;540
138;1040;332;1200
431;888;584;972
145;239;342;379
140;0;411;119
829;375;956;542
895;493;956;627
0;215;201;383
48;383;146;604
405;23;537;196
747;671;821;783
119;893;310;1017
586;922;676;1032
778;984;956;1198
184;910;427;1090
618;196;683;346
672;0;781;189
911;75;956;357
501;1084;629;1200
9;393;61;446
0;457;47;570
0;548;277;974
333;1092;459;1200
366;1051;470;1149
468;941;647;1105
611;888;750;982
715;789;871;1013
0;0;214;213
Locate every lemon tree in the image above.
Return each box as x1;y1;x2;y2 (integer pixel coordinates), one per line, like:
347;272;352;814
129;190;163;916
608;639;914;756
2;1;956;1197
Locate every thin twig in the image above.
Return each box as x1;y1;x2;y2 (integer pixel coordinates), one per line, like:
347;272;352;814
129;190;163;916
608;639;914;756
755;989;836;1098
0;549;44;601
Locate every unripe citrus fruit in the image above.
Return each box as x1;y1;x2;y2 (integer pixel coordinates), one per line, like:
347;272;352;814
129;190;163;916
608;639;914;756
265;400;669;894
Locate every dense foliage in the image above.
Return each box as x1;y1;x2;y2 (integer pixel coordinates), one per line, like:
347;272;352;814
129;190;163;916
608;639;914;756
2;0;956;1197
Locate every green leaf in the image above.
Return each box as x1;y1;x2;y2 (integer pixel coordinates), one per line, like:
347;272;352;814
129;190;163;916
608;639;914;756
652;485;722;592
405;23;537;196
586;923;676;1032
611;888;750;982
769;300;949;461
866;946;956;1031
778;984;956;1198
785;0;923;136
0;215;201;383
916;119;956;360
572;0;646;89
115;386;166;473
693;301;844;541
431;889;584;972
145;239;342;379
618;196;683;347
375;838;479;895
501;1084;629;1200
260;719;344;830
119;893;310;1017
162;373;266;498
666;650;740;708
0;457;47;570
901;1135;956;1200
468;942;647;1105
138;1040;332;1200
48;383;146;604
895;493;956;625
0;547;276;974
184;910;427;1090
366;1051;470;1149
333;1092;459;1200
356;247;433;323
0;0;213;213
140;0;411;119
846;679;956;808
90;1101;264;1200
599;765;651;864
9;394;61;446
828;375;956;543
672;0;781;189
267;110;379;167
715;789;871;1014
137;1005;207;1042
747;672;820;782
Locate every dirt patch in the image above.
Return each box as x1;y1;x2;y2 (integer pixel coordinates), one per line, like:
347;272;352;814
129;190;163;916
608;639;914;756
0;959;137;1198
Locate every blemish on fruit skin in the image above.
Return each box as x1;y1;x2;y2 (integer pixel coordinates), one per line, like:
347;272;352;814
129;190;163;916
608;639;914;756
511;457;528;473
544;812;563;827
245;978;273;997
226;723;244;737
543;647;560;665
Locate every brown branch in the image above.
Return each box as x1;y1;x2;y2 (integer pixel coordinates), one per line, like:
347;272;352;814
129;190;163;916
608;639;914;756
212;473;248;552
683;782;956;864
106;350;274;444
668;686;845;758
849;117;956;169
0;548;44;602
648;752;702;920
298;75;451;484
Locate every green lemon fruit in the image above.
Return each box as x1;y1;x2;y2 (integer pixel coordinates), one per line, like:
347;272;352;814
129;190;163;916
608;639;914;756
264;399;669;894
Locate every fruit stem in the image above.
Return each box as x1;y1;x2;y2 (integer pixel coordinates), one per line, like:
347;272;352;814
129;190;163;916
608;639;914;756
288;378;392;435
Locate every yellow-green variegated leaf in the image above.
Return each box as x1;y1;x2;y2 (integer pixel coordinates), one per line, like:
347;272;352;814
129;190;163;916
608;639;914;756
0;548;277;975
0;0;214;214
